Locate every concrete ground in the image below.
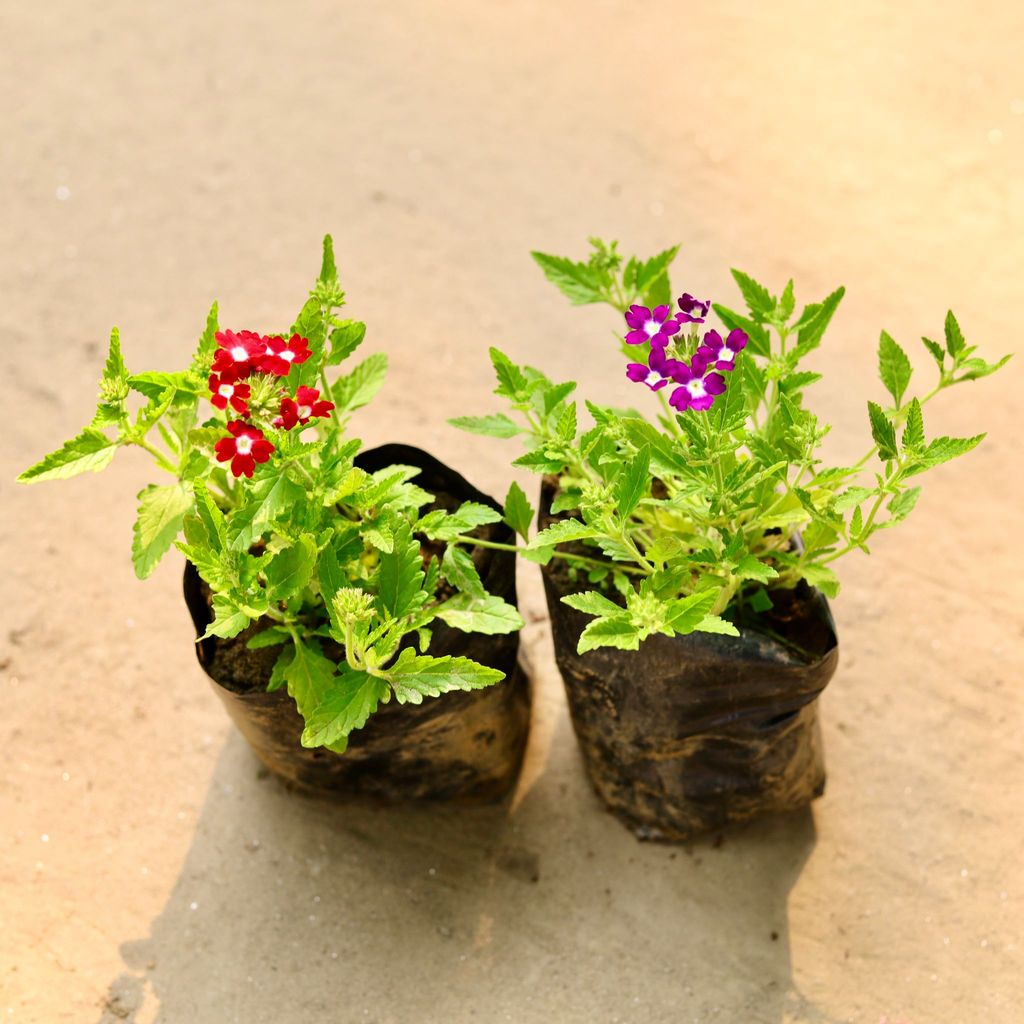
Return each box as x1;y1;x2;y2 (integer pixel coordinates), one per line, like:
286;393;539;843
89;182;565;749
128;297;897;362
2;2;1022;1021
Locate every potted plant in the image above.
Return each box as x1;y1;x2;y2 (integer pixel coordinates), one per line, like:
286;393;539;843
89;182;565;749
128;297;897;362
18;236;530;802
453;239;1009;839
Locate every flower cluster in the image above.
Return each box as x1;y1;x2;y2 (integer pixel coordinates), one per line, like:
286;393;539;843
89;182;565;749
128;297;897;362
624;293;747;413
208;330;334;477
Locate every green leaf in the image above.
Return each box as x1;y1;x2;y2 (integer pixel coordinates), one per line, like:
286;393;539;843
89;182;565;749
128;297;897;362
131;482;192;579
529;519;600;550
319;233;337;284
904;434;985;476
388;650;504;704
944;310;965;358
448;414;521;439
833;486;874;512
18;428;118;483
267;645;292;692
503;481;534;541
956;353;1012;381
616;446;650;519
513;448;566;474
318;538;349;605
377;521;424;619
555;402;577;441
265;534;317;603
128;371;201;402
284;638;339;716
246;626;291;650
696;615;740;636
712;303;771;358
561;591;623;617
193;483;227;551
800;564;840;598
921;336;946;370
777;280;796;321
878;331;913;407
735;555;779;583
542;381;577;415
577;615;641;654
902;398;924;450
421;502;503;541
93;327;130;426
201;593;251;640
325;320;366;366
793;287;845;356
332;353;388;415
531;251;604;304
731;269;774;321
490;347;530;400
867;401;898;461
228;473;305;551
188;302;219;380
664;590;718;634
885;487;922;525
435;593;524;634
635;246;680;305
441;547;485;598
300;670;389;749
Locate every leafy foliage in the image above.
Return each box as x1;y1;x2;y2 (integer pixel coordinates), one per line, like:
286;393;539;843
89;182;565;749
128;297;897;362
18;235;524;751
453;238;1009;652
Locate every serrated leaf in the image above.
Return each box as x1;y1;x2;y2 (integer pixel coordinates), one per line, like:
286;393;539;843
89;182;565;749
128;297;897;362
333;353;388;415
529;519;600;550
778;280;796;321
325;320;366;366
267;644;292;692
577;615;641;654
731;269;774;321
513;448;566;473
712;303;771;358
902;398;924;450
555;401;577;441
800;564;840;598
188;302;219;380
833;486;874;512
193;483;227;551
885;487;922;525
561;591;624;617
131;482;192;579
265;533;317;602
388;650;504;704
319;233;337;283
363;522;395;553
735;555;779;583
448;414;521;439
377;521;424;618
542;381;577;415
201;593;251;639
664;590;718;634
490;347;530;400
635;246;680;306
246;626;291;650
904;434;985;476
435;593;524;634
18;428;118;483
878;331;913;407
956;353;1012;381
441;546;485;598
300;670;389;749
616;445;649;519
284;638;339;715
228;473;305;551
944;310;965;357
793;287;845;357
867;401;898;461
696;615;740;636
128;371;201;402
503;481;534;541
921;336;945;369
530;251;604;304
421;502;503;541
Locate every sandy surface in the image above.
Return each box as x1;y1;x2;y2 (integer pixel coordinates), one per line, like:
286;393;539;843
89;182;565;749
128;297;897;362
2;2;1023;1021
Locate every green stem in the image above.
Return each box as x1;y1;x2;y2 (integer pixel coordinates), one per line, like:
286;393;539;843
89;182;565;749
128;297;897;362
129;436;178;475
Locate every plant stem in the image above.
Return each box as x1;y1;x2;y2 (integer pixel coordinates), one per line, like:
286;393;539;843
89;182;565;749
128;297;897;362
451;534;647;577
129;436;178;475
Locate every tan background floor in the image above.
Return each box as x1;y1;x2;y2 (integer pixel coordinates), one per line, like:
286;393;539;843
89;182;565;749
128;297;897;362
2;2;1022;1022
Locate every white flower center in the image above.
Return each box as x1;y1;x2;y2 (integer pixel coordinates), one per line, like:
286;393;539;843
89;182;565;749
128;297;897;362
231;346;249;361
687;378;707;398
644;371;662;387
718;348;735;363
298;405;312;419
644;320;660;338
235;437;253;455
218;384;234;398
281;350;296;362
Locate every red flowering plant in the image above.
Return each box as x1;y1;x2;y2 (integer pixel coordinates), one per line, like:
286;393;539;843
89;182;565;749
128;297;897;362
454;239;1010;653
18;237;522;752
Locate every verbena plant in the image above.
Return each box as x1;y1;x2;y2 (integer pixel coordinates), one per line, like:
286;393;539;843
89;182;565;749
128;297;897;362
453;240;1010;654
18;237;523;751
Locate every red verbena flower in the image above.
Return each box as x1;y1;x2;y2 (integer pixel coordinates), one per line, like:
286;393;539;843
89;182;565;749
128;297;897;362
214;421;275;478
207;372;251;415
212;330;263;377
274;386;335;430
259;334;312;377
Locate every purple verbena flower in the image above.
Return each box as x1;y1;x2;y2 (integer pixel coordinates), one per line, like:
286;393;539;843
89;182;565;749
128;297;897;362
696;328;748;372
676;293;712;324
626;346;683;392
624;304;680;348
668;354;727;413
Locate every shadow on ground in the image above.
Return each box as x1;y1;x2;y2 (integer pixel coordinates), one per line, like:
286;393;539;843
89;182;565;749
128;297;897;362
98;711;827;1024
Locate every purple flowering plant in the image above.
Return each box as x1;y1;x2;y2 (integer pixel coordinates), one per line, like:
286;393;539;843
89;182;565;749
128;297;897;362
18;237;523;751
453;239;1010;654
